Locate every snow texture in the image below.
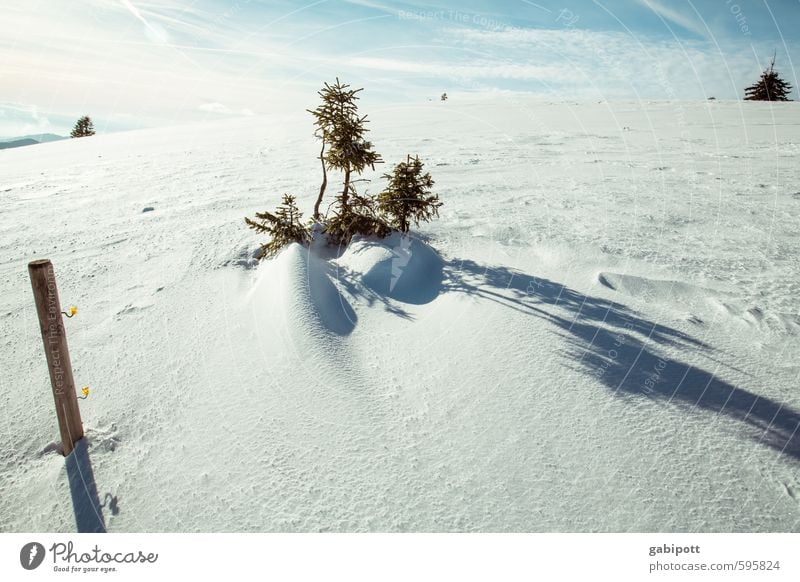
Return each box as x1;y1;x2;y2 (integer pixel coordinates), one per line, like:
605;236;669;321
1;99;799;532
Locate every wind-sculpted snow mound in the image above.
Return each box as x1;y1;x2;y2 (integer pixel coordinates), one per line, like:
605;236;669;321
598;271;800;336
250;243;356;336
597;271;715;306
336;233;443;305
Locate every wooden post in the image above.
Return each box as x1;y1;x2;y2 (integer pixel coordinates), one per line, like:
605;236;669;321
28;259;84;456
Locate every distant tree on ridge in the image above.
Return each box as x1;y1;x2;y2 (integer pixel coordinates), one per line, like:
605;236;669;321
70;116;96;138
745;54;793;101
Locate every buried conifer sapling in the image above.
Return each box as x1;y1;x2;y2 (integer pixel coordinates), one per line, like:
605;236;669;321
245;194;310;258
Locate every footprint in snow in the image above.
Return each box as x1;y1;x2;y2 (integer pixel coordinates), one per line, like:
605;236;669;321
115;303;153;317
86;423;121;453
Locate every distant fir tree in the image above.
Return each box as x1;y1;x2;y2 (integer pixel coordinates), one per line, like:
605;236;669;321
745;55;793;101
70;116;96;138
308;78;382;217
245;194;310;259
440;92;448;101
377;155;441;233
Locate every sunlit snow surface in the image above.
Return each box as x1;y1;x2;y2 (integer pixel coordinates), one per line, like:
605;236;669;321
1;98;799;531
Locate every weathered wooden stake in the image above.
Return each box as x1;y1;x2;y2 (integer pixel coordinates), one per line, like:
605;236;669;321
28;259;84;456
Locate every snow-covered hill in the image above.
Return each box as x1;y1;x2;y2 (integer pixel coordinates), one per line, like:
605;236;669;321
1;98;799;532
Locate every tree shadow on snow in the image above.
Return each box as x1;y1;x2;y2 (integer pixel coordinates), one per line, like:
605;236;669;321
331;262;415;322
323;236;800;461
437;257;800;461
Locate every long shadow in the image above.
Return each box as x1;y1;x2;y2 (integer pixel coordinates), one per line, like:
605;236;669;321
65;439;106;533
324;237;800;460
559;318;800;459
443;258;709;349
438;257;800;460
331;262;414;321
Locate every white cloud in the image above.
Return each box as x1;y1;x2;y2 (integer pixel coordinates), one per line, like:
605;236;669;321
198;102;233;114
198;103;257;117
0;1;308;131
0;103;56;138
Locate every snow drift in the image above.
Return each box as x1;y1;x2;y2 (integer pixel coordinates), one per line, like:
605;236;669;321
2;99;800;532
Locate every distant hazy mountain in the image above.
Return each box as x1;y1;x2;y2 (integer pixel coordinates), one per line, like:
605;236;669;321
0;133;66;150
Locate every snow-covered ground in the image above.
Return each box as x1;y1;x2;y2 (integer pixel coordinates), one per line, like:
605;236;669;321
1;97;799;532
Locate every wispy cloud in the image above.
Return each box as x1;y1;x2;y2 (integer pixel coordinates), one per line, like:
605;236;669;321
0;0;313;134
0;0;797;136
341;0;401;15
347;56;576;83
119;0;170;43
634;0;708;38
444;26;773;99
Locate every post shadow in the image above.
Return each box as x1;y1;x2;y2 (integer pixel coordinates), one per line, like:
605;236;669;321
65;439;106;533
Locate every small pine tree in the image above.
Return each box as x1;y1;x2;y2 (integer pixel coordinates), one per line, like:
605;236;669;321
307;81;340;220
70;115;96;138
377;155;441;234
308;78;382;219
744;54;793;101
441;92;448;101
245;194;311;259
325;186;390;246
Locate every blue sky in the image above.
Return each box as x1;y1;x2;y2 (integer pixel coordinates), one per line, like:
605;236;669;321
1;0;798;136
